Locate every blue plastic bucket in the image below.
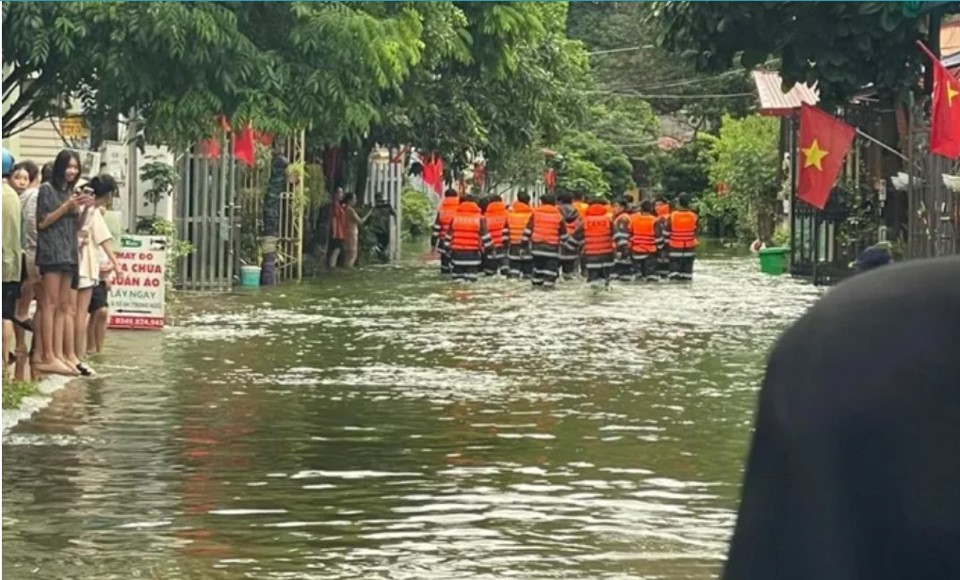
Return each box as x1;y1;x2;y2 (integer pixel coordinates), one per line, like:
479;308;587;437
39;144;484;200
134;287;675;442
240;265;261;287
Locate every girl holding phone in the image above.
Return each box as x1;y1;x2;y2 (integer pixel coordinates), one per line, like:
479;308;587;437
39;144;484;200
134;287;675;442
34;150;92;376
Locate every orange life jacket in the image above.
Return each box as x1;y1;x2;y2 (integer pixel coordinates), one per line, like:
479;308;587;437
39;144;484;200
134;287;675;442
668;210;698;250
629;213;658;253
583;204;614;256
531;204;562;245
655;203;671;220
449;202;483;252
484;201;508;248
604;204;613;219
507;202;532;244
438;196;460;238
573;201;588;219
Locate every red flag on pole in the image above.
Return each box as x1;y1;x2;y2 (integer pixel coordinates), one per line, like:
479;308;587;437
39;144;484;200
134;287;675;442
797;103;856;210
927;50;960;158
233;125;256;167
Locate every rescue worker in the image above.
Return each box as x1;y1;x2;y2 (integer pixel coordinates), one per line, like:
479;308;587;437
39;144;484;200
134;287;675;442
572;191;588;219
611;197;634;281
444;194;493;282
431;188;460;275
577;198;616;284
482;195;509;276
626;200;660;282
664;193;698;281
557;192;582;280
654;196;671;278
506;191;534;278
521;193;567;288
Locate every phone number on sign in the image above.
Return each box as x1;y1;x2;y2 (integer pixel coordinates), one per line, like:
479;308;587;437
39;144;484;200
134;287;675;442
108;316;164;329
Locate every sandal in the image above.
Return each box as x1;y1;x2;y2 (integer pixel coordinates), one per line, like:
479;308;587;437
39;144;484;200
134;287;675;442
76;362;95;377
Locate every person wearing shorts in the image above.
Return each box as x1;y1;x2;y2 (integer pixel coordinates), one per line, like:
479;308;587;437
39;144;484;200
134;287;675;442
35;149;90;376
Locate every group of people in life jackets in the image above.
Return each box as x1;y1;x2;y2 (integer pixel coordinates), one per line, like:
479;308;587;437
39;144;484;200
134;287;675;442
430;188;699;287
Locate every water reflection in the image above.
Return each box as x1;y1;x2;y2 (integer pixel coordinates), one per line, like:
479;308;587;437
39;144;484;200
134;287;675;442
3;247;819;579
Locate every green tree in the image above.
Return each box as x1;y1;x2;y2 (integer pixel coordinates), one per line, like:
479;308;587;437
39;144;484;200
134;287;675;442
556;154;608;197
2;2;267;141
567;1;754;132
556;130;634;196
2;2;429;146
654;1;929;107
370;2;590;176
708;114;781;241
652;137;713;199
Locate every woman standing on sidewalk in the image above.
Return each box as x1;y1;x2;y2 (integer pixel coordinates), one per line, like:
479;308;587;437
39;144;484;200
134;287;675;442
34;150;91;376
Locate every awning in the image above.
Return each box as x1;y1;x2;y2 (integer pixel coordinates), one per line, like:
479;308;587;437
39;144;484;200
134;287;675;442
752;70;819;117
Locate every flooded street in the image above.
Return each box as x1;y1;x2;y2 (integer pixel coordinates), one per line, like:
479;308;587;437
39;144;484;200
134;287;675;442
3;245;820;579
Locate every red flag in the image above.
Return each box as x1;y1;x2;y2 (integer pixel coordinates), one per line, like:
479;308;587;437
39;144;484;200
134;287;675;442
798;103;856;210
233;125;255;167
423;154;444;195
200;137;221;160
929;56;960;158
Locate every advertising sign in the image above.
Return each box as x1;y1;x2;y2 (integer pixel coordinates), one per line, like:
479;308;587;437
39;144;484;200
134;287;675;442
108;235;167;330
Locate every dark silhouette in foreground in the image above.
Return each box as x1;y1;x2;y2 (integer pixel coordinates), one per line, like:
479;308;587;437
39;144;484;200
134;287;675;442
725;257;960;580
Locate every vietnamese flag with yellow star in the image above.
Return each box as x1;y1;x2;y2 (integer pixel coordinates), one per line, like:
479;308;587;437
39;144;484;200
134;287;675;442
930;56;960;158
798;103;856;210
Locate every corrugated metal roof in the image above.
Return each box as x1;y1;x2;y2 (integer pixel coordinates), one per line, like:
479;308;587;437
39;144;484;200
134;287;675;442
752;70;819;116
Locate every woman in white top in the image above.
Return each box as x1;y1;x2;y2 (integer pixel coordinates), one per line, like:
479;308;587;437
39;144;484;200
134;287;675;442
72;175;120;376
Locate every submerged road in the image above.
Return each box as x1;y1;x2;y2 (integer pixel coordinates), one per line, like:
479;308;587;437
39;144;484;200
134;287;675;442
3;245;820;579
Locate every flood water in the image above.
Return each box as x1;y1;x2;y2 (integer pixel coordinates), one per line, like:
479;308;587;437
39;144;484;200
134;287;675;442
3;244;820;579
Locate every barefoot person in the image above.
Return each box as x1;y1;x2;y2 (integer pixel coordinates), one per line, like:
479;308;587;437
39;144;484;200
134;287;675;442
35;150;91;376
10;160;41;379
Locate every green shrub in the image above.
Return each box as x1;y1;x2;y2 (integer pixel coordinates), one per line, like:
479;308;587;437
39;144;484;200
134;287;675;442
401;187;434;239
3;377;39;409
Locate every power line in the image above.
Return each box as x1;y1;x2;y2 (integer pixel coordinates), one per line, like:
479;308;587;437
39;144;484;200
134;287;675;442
587;45;656;56
590;90;754;100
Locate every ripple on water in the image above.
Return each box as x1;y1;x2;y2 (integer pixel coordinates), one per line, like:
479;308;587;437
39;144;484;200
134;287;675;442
2;252;819;579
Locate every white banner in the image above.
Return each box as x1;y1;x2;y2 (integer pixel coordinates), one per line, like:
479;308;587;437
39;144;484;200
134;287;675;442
108;235;167;330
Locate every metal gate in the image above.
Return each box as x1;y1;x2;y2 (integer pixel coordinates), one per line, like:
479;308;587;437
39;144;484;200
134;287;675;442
175;139;239;291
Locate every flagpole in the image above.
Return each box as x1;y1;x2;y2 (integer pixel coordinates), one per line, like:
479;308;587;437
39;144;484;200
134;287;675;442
916;40;939;64
853;128;909;162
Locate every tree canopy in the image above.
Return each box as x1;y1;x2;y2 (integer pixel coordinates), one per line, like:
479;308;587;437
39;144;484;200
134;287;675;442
2;1;588;157
654;1;930;106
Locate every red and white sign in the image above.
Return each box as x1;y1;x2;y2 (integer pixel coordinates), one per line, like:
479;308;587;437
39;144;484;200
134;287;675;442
108;235;167;330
